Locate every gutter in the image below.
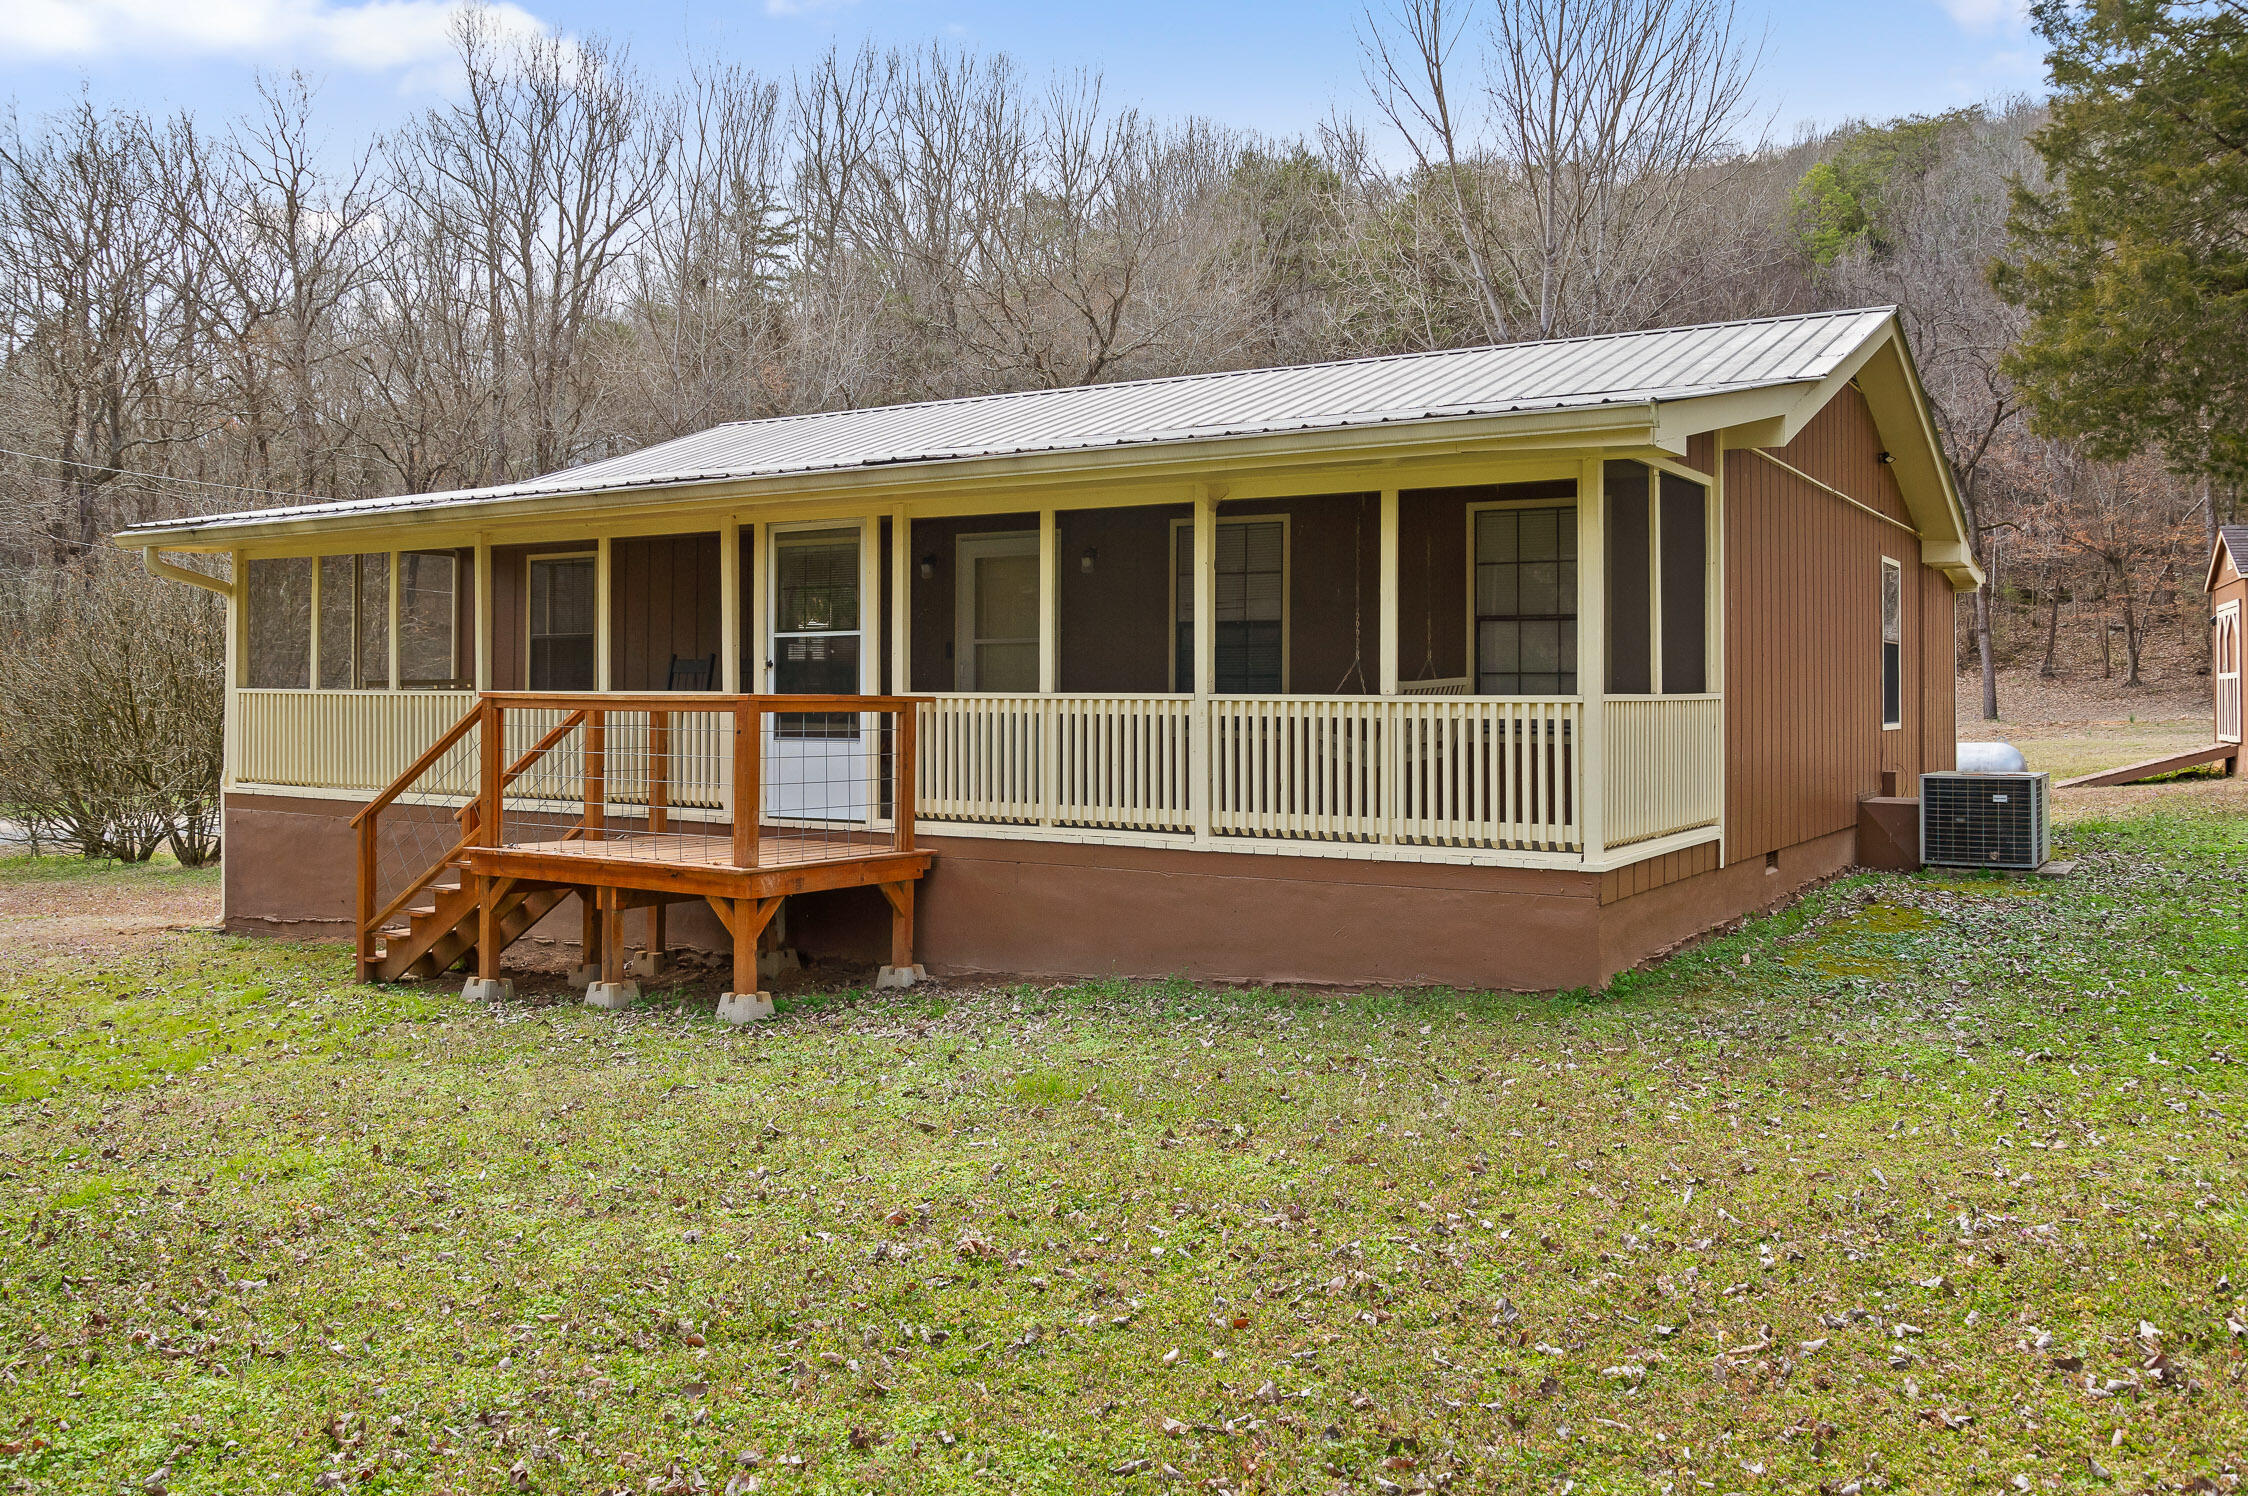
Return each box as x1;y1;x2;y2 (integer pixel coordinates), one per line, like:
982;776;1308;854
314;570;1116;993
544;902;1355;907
143;546;235;598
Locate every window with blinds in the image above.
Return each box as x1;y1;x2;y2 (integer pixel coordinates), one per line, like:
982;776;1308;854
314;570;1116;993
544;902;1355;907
1474;505;1578;695
528;555;598;690
1174;519;1286;693
1881;556;1903;728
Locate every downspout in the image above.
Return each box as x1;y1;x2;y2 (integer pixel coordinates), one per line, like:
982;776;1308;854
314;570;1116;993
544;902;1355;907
142;546;235;598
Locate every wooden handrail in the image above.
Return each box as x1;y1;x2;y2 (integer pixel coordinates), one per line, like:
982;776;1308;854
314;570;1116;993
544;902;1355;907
348;699;483;829
500;709;588;788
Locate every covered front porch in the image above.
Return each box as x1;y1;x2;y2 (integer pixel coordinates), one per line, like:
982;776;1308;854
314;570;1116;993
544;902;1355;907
226;452;1723;871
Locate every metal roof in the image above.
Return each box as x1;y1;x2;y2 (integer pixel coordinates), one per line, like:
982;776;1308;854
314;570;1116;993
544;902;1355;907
118;306;1898;542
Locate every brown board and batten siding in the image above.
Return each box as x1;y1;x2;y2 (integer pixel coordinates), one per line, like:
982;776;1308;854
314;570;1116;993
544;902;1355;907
1723;385;1952;864
608;534;723;690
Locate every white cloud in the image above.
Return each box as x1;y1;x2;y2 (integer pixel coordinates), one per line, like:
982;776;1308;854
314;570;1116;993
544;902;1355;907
763;0;858;15
1933;0;2030;35
1;0;549;77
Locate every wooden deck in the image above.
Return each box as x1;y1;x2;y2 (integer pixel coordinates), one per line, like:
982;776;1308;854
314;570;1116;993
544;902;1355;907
464;831;933;999
357;692;932;1000
2057;742;2238;789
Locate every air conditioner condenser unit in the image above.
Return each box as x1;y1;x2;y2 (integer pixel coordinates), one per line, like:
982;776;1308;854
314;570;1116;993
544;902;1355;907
1918;770;2050;871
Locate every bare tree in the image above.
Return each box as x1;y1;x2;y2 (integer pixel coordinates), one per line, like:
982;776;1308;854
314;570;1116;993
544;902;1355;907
1360;0;1760;342
386;16;669;480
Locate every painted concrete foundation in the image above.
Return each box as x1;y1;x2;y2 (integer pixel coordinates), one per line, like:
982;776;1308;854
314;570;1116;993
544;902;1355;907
224;792;1855;991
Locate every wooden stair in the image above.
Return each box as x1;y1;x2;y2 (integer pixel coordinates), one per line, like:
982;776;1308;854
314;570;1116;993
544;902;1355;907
2057;742;2238;789
374;872;567;981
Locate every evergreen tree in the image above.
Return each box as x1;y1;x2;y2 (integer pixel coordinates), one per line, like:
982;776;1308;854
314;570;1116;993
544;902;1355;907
2000;0;2248;495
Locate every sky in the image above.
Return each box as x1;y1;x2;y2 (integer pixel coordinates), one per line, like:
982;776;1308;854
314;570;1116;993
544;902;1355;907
0;0;2049;151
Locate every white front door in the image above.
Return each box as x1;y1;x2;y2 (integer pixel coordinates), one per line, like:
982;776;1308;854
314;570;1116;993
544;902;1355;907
955;531;1040;690
766;527;870;822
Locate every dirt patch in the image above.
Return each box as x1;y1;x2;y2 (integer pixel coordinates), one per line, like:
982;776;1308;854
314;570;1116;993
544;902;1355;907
1958;667;2206;736
0;862;221;965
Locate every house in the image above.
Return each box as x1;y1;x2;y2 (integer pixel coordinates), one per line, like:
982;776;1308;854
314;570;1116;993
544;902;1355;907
2208;526;2246;767
120;306;1978;1003
2059;528;2245;788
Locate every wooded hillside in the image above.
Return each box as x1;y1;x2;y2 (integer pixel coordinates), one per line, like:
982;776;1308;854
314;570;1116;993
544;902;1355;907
0;3;2223;696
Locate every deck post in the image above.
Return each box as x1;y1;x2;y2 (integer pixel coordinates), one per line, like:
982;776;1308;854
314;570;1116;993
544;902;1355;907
634;710;671;978
894;700;917;853
732;699;761;869
583;708;607;842
585;886;638;1010
1378;486;1400;696
461;700;514;1001
717;895;782;1023
354;816;377;983
876;881;922;988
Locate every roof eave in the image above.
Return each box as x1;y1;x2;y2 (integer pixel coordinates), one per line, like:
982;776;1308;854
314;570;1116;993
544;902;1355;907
114;400;1668;552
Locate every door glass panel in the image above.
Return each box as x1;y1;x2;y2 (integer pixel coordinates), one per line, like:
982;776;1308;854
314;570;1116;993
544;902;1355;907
775;535;859;634
771;529;861;739
968;550;1038;690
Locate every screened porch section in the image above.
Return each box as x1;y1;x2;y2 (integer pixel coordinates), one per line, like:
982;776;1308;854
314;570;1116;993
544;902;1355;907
226;458;1723;866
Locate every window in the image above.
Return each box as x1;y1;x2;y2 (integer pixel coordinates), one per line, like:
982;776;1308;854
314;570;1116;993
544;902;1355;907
398;551;461;687
528;554;598;690
1174;518;1286;693
1474;505;1577;695
316;554;389;689
1881;557;1903;729
244;556;312;689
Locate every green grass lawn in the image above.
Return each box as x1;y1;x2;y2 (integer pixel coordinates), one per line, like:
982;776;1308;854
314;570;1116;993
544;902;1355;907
2;808;2245;1495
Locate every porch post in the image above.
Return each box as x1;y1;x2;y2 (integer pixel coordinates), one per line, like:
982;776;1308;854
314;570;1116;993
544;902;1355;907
1190;486;1218;842
858;515;881;694
719;518;742;692
891;503;911;693
307;553;323;688
749;523;770;693
1378;487;1400;696
1577;456;1607;862
473;537;493;690
594;537;613;690
1037;507;1058;693
386;549;402;691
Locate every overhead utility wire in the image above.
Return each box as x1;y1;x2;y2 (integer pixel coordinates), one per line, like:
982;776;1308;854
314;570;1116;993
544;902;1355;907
0;445;331;504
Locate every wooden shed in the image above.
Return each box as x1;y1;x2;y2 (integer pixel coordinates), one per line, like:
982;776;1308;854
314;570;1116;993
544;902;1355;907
122;307;1984;998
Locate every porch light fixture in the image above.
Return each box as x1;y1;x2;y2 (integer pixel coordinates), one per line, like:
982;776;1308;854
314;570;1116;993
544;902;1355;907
919;553;936;580
1080;547;1097;574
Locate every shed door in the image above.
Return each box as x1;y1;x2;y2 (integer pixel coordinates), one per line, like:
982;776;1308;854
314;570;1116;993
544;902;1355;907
2217;602;2242;745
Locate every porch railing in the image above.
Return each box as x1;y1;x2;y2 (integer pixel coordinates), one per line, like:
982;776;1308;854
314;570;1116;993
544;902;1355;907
1208;696;1579;850
1603;695;1723;846
239;687;1725;866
